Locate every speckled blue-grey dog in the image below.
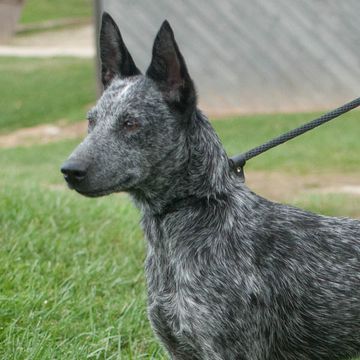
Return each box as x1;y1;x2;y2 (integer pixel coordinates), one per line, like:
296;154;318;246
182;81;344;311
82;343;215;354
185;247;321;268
61;13;360;360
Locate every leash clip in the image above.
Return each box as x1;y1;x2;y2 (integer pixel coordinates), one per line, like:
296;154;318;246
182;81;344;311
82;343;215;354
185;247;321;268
235;165;245;181
229;157;246;182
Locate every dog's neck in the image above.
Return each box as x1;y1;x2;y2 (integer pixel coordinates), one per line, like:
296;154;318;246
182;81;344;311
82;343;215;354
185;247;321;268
130;109;240;215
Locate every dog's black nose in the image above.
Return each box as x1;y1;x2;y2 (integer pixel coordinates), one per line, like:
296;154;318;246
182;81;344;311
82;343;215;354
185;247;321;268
61;160;88;185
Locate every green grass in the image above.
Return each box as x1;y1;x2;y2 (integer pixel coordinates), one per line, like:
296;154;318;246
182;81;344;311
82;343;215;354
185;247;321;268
214;110;360;173
1;134;359;358
0;141;167;359
0;57;95;133
20;0;92;24
293;193;360;219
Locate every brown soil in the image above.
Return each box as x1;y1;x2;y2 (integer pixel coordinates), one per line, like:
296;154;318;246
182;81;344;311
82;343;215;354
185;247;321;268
9;24;94;50
0;121;87;148
246;171;360;202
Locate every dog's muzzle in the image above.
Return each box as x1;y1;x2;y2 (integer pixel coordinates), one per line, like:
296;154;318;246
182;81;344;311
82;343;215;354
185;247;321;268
60;160;88;188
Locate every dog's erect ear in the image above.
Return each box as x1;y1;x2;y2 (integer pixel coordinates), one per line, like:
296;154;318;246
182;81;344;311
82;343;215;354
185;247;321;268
100;12;141;87
146;20;196;112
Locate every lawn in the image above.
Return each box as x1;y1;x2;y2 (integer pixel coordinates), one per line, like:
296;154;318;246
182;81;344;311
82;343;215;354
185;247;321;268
20;0;92;24
0;139;167;359
1;136;360;359
0;57;95;133
215;109;360;174
0;56;359;359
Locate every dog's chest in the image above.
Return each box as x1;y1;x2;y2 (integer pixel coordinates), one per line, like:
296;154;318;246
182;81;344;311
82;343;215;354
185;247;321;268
143;216;203;347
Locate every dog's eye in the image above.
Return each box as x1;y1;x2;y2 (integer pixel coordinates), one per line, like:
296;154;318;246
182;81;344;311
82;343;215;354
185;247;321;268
87;112;96;129
87;117;96;133
123;119;139;131
88;117;95;127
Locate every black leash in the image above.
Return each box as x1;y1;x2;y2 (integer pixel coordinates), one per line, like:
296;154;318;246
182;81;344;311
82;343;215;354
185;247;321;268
229;97;360;181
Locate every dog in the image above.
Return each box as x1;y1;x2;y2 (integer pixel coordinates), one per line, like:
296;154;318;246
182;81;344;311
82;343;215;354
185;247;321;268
61;13;360;360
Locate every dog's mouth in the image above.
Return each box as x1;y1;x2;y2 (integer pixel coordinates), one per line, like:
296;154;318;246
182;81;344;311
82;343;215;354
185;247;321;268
76;187;118;197
74;176;133;197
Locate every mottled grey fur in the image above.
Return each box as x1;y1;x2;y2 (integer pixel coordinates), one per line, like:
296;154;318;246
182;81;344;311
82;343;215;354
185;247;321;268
61;13;360;360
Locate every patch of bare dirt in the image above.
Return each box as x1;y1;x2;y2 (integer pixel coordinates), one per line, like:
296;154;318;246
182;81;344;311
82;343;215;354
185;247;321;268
246;171;360;201
0;121;87;148
0;24;94;57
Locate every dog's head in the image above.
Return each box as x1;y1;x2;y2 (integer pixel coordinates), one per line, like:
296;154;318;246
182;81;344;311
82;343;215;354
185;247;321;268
61;13;196;197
